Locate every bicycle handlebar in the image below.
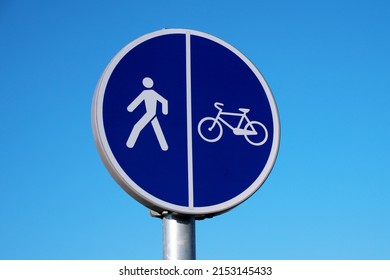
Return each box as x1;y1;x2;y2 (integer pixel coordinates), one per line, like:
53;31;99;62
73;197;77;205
214;102;224;110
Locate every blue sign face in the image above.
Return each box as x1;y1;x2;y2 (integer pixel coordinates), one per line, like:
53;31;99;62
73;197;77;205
92;29;280;216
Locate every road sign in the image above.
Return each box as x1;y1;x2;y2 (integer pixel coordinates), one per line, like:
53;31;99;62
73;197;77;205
92;29;280;216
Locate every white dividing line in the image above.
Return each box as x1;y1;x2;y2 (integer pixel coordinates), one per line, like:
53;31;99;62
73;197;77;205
186;32;194;209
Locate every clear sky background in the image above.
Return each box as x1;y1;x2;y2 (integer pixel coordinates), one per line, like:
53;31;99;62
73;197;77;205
1;0;389;260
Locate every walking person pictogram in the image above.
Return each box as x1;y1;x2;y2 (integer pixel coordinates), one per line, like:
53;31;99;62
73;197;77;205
126;77;169;151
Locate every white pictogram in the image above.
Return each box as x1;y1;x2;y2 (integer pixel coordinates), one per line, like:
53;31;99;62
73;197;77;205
126;77;169;151
198;102;268;146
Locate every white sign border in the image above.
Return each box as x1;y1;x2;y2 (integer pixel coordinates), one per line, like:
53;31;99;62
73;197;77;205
92;29;280;216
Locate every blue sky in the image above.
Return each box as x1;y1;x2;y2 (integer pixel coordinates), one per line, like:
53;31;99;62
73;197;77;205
1;0;389;260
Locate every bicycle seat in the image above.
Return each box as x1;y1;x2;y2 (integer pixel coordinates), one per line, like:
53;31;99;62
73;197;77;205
239;108;250;113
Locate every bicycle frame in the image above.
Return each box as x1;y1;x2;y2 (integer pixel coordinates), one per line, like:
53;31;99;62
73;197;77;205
198;102;268;145
211;104;256;136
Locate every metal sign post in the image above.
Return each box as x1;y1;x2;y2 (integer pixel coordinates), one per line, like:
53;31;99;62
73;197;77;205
163;213;196;260
92;29;280;259
151;210;196;260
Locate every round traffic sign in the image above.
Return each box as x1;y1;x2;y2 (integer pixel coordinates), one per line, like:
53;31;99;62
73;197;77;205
92;29;280;216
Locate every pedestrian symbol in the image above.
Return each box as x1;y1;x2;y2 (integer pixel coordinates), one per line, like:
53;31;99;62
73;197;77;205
126;77;169;151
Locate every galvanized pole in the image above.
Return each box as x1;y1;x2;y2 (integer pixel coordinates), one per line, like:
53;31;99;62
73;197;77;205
162;213;196;260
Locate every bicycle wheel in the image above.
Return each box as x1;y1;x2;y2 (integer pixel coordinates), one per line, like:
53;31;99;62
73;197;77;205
244;121;268;146
198;117;223;142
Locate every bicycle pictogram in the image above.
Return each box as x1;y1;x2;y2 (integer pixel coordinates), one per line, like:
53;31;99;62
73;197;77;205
198;102;268;146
